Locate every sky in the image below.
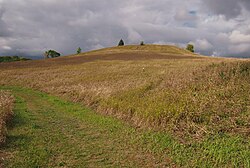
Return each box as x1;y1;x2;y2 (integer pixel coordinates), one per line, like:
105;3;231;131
0;0;250;58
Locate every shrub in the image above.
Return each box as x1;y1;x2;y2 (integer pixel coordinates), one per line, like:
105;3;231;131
77;47;82;54
186;44;194;53
0;91;14;145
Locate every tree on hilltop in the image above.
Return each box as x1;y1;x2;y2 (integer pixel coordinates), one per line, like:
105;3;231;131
77;47;82;54
44;50;61;59
186;44;194;53
118;39;125;46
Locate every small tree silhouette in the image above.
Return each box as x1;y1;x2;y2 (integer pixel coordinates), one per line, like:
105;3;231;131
140;41;145;46
77;47;82;54
186;44;194;53
118;39;125;46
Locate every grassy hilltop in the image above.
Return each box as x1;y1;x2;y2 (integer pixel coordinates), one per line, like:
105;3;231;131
82;44;199;56
0;45;249;167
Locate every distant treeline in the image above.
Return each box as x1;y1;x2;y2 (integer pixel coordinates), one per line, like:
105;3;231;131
0;56;31;63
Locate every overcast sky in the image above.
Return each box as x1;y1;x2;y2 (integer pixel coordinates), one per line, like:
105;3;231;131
0;0;250;58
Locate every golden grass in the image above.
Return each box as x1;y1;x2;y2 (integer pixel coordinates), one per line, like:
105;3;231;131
0;91;14;145
74;44;198;57
0;45;249;140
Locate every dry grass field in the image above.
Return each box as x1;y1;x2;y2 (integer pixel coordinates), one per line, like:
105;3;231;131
0;45;249;167
0;45;249;140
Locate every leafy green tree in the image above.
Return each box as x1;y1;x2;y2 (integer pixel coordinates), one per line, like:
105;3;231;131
50;50;61;58
118;39;125;46
77;47;82;54
44;50;61;59
186;44;194;53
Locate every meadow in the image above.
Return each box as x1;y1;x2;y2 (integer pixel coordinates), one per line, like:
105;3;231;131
0;45;249;167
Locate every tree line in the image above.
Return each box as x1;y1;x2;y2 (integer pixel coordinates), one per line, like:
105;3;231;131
0;56;31;63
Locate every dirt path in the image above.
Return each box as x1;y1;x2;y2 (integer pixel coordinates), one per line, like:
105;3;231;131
0;87;172;168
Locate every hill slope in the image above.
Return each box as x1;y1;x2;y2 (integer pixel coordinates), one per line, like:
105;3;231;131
0;45;203;69
0;44;249;167
83;44;199;56
0;45;248;138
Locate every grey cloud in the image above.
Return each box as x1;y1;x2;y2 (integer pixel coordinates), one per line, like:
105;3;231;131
241;0;250;11
202;0;241;19
0;0;250;58
0;5;11;37
202;0;250;19
174;8;198;22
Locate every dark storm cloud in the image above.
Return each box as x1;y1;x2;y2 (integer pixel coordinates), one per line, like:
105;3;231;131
202;0;250;19
202;0;241;19
0;5;10;37
0;0;250;58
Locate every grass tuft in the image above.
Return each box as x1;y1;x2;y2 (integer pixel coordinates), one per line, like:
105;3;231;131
0;90;14;145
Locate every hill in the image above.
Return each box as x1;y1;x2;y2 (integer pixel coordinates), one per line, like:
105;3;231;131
0;45;248;136
83;44;198;56
0;45;203;69
0;44;249;167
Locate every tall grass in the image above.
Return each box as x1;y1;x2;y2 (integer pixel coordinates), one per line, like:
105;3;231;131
0;90;14;145
97;61;250;140
0;52;249;140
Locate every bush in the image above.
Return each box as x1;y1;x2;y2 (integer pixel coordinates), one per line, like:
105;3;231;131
0;91;14;145
186;44;194;53
77;47;82;54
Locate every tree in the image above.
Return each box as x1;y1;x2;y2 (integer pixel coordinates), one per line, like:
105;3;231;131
140;41;145;46
50;50;61;58
44;51;49;59
44;50;61;59
118;39;125;46
77;47;82;54
186;44;194;53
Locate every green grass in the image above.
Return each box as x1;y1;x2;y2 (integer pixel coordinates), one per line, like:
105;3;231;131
1;86;249;167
